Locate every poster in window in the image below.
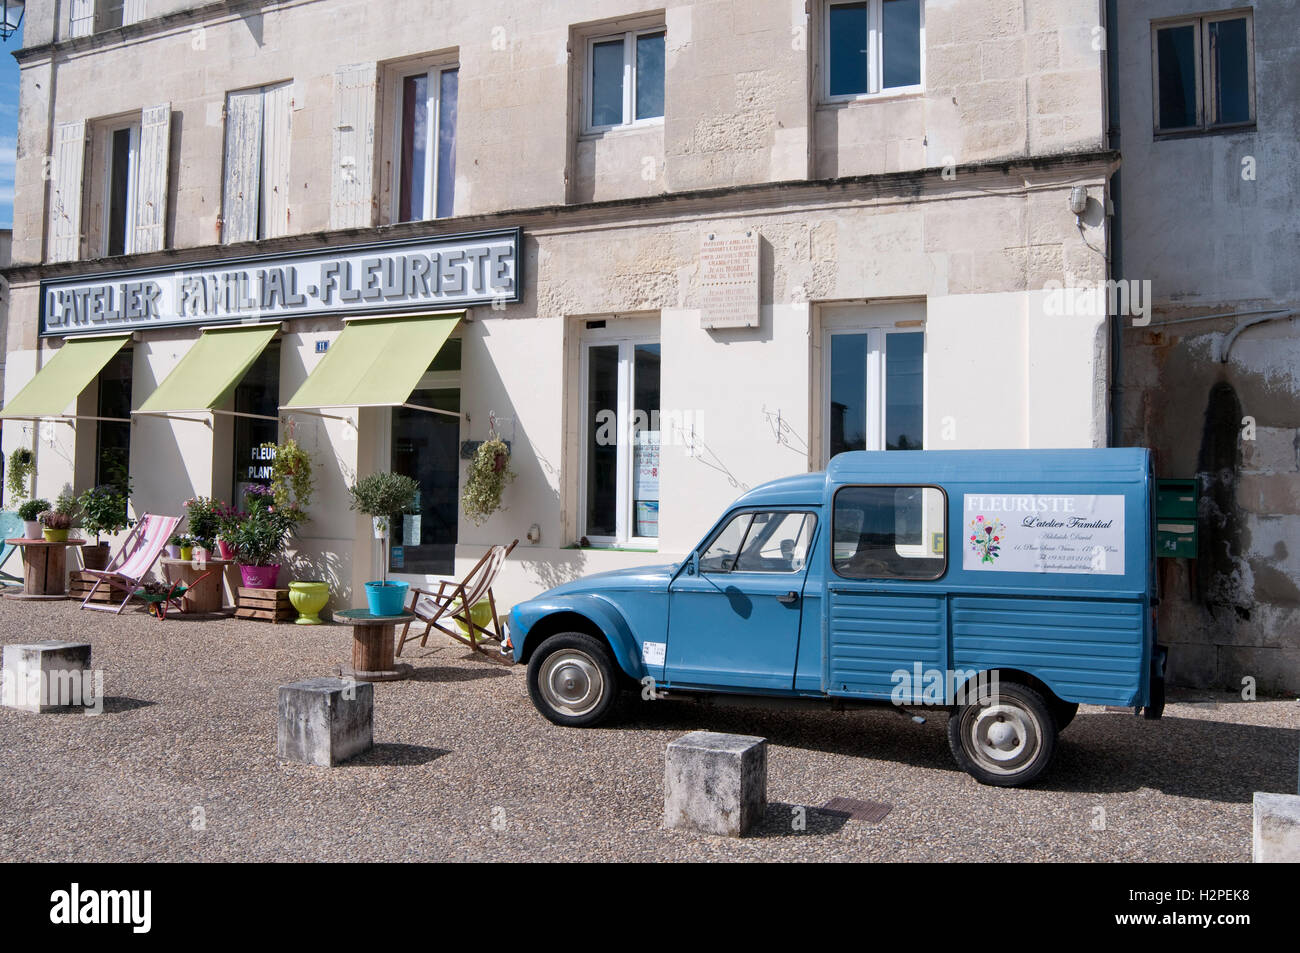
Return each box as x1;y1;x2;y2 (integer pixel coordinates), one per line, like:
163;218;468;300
633;431;660;500
635;501;659;538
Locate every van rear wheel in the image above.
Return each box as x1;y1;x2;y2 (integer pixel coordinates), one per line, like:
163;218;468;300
948;681;1058;787
527;632;620;727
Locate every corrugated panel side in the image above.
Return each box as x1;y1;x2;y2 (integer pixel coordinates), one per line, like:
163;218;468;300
828;591;946;698
951;596;1144;705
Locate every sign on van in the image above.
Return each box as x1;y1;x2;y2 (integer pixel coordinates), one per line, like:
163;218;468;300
962;494;1125;575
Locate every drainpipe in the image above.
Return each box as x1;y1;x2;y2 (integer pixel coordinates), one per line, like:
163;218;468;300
1105;0;1124;446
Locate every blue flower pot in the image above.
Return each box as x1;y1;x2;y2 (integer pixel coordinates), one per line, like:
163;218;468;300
364;580;409;617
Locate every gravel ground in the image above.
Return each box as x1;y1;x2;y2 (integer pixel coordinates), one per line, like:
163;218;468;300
0;598;1295;862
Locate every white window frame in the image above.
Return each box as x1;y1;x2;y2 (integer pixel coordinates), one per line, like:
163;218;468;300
579;324;660;548
583;28;666;134
102;120;140;257
822;0;925;104
1151;10;1255;135
390;63;458;223
820;308;926;463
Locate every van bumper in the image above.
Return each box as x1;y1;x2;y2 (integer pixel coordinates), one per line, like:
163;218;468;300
1144;644;1168;720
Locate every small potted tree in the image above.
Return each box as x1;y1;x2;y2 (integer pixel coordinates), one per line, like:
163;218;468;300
17;498;51;539
348;472;419;616
77;483;130;571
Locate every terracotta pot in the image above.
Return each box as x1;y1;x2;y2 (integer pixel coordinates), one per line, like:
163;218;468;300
82;542;111;571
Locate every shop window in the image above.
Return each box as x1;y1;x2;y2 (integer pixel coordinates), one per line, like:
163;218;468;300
95;348;132;491
824;312;924;461
395;64;459;222
103;122;139;257
832;485;946;580
390;339;461;575
582;326;660;545
1153;11;1254;135
231;343;281;503
222;82;293;243
824;0;923;101
585;27;665;131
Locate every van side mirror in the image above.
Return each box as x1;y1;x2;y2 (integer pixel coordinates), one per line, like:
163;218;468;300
686;552;699;576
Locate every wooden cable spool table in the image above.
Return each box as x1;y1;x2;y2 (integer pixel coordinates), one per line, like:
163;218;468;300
160;557;232;613
3;538;87;600
334;609;416;682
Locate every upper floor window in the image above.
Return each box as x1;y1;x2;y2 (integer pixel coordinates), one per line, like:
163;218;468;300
1152;11;1254;135
104;121;139;257
68;0;146;37
824;0;923;100
221;82;293;243
586;28;665;131
395;65;459;222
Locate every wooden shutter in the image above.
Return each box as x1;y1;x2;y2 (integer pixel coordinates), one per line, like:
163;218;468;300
122;0;148;25
260;82;293;239
132;103;171;253
48;120;87;263
330;63;378;230
68;0;95;37
221;88;263;244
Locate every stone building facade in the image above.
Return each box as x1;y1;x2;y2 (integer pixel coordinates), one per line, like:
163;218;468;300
2;2;1120;642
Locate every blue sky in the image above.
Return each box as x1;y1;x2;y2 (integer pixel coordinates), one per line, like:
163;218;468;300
0;23;19;229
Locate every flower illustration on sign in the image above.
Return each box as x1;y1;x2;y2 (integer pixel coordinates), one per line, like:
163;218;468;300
969;515;1007;564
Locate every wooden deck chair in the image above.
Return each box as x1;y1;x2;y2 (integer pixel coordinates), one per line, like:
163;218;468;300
397;539;518;661
0;512;25;584
80;514;182;614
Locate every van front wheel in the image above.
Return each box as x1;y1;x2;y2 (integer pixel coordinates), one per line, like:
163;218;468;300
527;632;620;727
948;681;1058;787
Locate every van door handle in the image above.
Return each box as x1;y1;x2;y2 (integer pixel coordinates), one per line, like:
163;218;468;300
777;591;799;605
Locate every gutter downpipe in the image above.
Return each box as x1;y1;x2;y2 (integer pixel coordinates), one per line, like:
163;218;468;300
1105;0;1123;447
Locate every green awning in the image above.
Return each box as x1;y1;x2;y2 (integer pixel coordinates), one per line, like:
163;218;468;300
282;313;461;411
0;334;131;419
138;324;280;414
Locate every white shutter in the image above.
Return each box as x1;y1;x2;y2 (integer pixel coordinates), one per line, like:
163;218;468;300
68;0;95;37
221;89;263;244
260;82;293;239
48;120;87;263
122;0;148;25
132;104;171;253
330;63;378;230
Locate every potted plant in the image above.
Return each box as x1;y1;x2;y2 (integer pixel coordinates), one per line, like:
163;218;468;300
230;506;293;589
462;434;515;525
348;472;419;616
77;483;130;571
38;491;79;542
6;447;35;506
166;534;184;559
215;501;245;560
183;496;223;555
17;498;51;539
178;536;194;561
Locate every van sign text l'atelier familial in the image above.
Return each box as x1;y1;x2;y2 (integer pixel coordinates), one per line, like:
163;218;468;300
39;228;522;337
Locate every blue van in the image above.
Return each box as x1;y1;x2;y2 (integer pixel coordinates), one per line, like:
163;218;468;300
508;448;1166;786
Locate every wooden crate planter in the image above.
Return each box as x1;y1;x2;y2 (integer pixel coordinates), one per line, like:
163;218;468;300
235;587;294;623
68;571;115;605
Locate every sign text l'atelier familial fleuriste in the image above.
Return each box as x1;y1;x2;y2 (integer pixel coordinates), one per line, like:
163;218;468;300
40;229;521;337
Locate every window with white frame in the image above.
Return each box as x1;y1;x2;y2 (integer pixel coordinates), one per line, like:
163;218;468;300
103;121;139;257
823;306;925;463
581;322;661;546
585;27;666;131
395;64;459;222
824;0;923;100
1152;10;1254;135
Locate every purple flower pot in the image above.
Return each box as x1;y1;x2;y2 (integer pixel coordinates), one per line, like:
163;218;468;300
238;564;281;589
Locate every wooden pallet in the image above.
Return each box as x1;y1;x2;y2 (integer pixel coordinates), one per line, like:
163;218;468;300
68;571;116;604
234;586;294;623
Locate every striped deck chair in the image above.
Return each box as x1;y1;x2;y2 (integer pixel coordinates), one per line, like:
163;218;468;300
0;512;24;584
396;539;518;661
80;514;182;614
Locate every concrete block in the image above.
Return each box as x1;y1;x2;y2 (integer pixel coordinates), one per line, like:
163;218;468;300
1253;792;1300;862
1;642;92;713
664;730;767;837
277;677;373;767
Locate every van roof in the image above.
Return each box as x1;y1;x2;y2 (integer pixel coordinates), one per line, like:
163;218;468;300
733;448;1151;506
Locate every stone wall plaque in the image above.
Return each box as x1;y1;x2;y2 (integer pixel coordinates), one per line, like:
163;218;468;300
700;230;760;329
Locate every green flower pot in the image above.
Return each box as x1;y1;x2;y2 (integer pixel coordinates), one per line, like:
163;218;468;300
179;546;193;560
454;598;494;637
288;580;330;625
42;529;69;542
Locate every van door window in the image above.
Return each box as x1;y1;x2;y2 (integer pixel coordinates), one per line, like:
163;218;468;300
833;486;946;579
701;511;817;573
